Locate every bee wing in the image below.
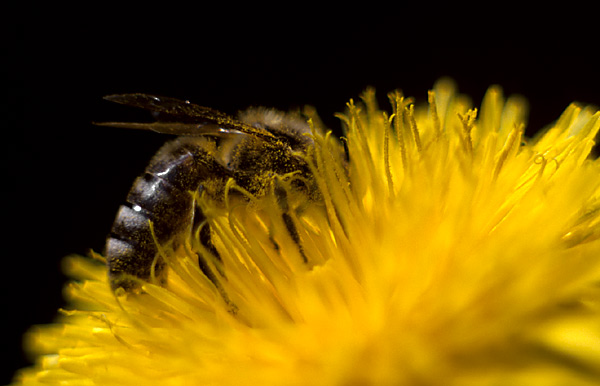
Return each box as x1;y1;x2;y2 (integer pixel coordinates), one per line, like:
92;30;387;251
103;94;230;122
94;121;248;137
97;93;275;140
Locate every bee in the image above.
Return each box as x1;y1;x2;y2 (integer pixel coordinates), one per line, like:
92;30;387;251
99;94;317;296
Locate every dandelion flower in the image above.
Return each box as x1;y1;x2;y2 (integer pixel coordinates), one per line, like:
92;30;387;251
12;79;600;385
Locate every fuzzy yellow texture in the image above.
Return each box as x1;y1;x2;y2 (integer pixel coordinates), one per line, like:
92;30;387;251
12;79;600;385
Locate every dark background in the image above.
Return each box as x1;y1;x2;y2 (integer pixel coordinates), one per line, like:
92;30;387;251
4;5;599;384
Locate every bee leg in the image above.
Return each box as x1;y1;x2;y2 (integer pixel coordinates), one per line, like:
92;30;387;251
269;234;281;252
273;179;308;264
191;204;237;313
192;205;225;277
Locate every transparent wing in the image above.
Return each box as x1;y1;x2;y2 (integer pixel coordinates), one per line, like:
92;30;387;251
97;93;275;140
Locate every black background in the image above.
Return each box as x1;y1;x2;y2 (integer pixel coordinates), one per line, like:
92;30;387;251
4;4;600;384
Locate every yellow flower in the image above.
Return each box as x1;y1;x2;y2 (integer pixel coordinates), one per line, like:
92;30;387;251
12;79;600;385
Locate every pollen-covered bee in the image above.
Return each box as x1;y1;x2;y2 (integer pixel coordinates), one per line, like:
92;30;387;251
99;94;317;294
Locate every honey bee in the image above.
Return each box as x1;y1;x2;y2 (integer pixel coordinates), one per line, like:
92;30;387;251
99;94;317;295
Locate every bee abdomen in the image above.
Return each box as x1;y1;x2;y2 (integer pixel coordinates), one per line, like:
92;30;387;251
106;139;224;291
106;176;194;290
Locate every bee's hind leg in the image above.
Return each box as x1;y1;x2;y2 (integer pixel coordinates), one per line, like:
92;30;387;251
191;203;237;312
273;179;308;264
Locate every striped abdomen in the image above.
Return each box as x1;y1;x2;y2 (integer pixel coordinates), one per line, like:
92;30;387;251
105;137;230;291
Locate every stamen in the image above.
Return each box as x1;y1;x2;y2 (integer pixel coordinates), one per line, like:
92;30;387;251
405;104;422;152
360;87;379;123
458;108;477;155
428;90;442;140
147;220;164;286
382;112;394;197
493;124;523;180
388;91;408;170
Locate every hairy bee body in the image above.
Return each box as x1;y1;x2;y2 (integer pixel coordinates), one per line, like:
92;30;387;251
100;95;315;292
